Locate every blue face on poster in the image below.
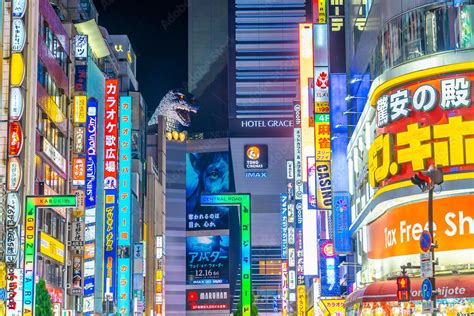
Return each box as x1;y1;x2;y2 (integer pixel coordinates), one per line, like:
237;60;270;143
186;235;229;285
186;152;230;230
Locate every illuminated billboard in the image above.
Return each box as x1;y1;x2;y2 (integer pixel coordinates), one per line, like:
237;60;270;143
244;145;268;169
85;98;97;208
22;196;76;316
200;194;252;316
333;192;351;253
117;96;132;314
104;79;119;189
103;190;117;301
319;240;340;297
369;71;474;189
186;152;231;230
186;235;229;285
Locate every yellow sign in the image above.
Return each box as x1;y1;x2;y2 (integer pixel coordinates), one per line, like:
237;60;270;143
368;116;474;188
39;232;65;264
10;53;25;86
297;285;306;316
73;96;87;123
315;114;331;161
318;299;346;315
318;0;326;24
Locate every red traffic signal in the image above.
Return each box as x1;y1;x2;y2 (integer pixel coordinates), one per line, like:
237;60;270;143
397;276;411;302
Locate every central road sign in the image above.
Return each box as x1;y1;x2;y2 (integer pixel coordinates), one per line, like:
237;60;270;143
420;230;432;253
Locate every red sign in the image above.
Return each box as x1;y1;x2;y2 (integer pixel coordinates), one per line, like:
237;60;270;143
72;158;86;186
9;121;23;156
46;283;64;304
104;79;119;188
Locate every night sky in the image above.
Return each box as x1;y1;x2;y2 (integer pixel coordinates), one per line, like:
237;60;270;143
94;0;188;119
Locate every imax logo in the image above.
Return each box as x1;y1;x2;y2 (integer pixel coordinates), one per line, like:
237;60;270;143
245;172;267;178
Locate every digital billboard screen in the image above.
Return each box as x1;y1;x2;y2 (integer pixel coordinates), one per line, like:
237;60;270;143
186;235;229;285
186;152;231;230
186;288;230;311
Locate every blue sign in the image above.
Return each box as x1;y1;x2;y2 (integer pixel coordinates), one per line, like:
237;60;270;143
280;194;288;259
186;235;229;285
422;279;432;301
320;240;341;297
333;192;351;253
117;96;132;314
85;98;97;208
74;64;87;92
83;275;95;296
245;171;267;178
420;231;432;253
103;189;117;300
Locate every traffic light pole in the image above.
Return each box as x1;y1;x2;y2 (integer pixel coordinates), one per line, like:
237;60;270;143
428;187;437;316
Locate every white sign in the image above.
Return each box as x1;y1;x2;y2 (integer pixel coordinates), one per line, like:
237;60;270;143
84;225;95;242
83;260;95;278
85;208;96;225
6;193;21;227
82;296;94;313
75;35;88;60
289;270;296;290
422;300;433;313
42;138;67;172
7;158;22;191
286;160;294;180
9;88;24;120
289;248;295;267
70;221;84;249
12;0;27;18
420;252;433;278
11;19;26;52
293;128;303;199
6;267;23;315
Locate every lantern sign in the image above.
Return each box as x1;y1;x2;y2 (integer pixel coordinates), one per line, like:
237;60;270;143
7;157;22;191
6;193;21;227
11;18;26;52
12;0;27;18
9;121;23;157
9;87;24;120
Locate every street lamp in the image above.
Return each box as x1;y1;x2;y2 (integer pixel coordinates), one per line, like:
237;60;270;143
410;165;443;316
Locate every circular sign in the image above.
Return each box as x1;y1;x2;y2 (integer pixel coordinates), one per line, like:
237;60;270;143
420;230;432;253
8;121;23;156
246;146;260;160
321;240;336;258
422;278;433;301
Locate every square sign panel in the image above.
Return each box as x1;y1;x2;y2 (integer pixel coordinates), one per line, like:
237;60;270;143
244;145;268;169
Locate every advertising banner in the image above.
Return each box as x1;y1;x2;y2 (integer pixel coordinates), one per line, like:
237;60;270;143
72;158;86;186
6;267;23;315
368;194;474;259
74;65;87;92
333;192;351;253
117;96;132;315
319;240;340;297
281;262;288;316
73;127;85;154
71;256;83;295
315;161;332;210
295;199;304;286
73;96;87;124
297;285;306;316
314;114;331;161
75;34;88;60
280;194;288;259
186;235;229;285
103;190;117;300
186;152;231;230
70;221;84;250
369;71;474;189
85;98;97;208
314;67;330;113
328;0;346;73
186;288;230;311
39;232;65;264
104;79;119;189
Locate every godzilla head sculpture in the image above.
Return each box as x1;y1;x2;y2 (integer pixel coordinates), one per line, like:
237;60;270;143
148;90;199;132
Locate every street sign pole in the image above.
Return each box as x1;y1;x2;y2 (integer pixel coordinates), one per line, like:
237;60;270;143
427;187;436;316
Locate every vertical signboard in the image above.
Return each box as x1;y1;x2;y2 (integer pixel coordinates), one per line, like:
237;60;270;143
117;96;132;314
103;79;119;303
85;99;97;208
200;194;251;316
333;193;351;253
319;240;340;297
328;0;346;73
104;79;119;189
280;194;288;259
314;114;331;161
281;262;289;316
22;196;76;316
315;161;332;210
297;285;306;316
75;34;88;60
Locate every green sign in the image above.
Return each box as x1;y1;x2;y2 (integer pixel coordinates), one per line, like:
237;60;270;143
201;194;252;316
23;195;76;316
315;113;330;123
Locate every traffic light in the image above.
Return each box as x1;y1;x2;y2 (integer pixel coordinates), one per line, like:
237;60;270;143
411;166;444;192
397;275;411;302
